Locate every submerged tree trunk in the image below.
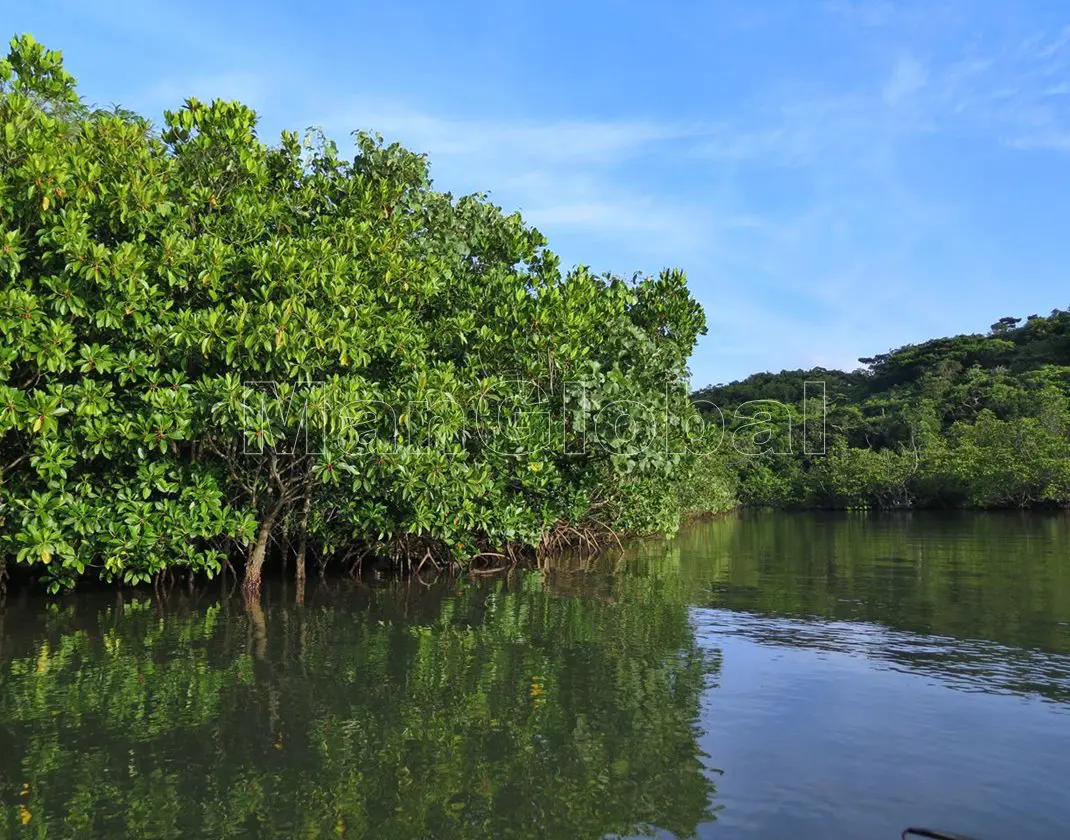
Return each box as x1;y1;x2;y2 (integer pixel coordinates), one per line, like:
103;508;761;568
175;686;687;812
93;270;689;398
243;503;282;599
247;597;268;660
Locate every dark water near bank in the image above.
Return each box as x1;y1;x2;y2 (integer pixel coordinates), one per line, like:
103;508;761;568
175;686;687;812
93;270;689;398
2;512;1069;839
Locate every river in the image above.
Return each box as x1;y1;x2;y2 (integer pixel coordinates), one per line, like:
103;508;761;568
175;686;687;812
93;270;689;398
1;511;1068;838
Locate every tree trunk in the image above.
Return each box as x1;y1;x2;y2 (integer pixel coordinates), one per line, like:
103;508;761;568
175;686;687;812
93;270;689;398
243;503;281;599
295;495;310;591
280;519;289;578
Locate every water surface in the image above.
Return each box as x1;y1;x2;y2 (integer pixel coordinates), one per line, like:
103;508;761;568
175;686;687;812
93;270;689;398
1;511;1068;838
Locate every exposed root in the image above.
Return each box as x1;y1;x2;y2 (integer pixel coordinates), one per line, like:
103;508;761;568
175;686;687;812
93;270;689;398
189;511;635;596
467;566;509;576
536;516;624;559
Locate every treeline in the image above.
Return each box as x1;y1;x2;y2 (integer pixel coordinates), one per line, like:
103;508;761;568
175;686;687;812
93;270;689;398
0;34;735;595
693;309;1070;509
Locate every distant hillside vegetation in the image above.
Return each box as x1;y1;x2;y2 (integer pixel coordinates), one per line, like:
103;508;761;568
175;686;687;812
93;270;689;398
692;309;1070;509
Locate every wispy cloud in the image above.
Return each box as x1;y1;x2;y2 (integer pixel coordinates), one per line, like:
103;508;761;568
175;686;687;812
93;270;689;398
1024;25;1070;61
1003;131;1070;152
909;22;1070;150
884;54;928;106
313;104;719;256
322;109;700;164
692;91;921;170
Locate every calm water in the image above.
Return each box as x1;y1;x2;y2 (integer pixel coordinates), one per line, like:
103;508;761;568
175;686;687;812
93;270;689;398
2;512;1069;839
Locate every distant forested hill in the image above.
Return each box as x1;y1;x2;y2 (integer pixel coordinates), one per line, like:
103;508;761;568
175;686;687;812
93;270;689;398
692;309;1070;509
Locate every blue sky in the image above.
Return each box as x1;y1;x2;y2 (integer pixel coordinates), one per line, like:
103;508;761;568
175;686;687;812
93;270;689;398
9;0;1070;386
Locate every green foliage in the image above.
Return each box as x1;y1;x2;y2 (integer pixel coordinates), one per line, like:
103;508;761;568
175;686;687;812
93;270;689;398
0;34;734;591
694;310;1070;510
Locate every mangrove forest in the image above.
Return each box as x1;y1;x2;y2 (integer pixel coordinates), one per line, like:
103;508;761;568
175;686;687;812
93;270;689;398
0;34;735;596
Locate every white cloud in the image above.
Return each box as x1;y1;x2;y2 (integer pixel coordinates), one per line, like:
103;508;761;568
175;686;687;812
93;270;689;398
1004;131;1070;152
1025;25;1070;61
883;55;928;106
321;106;700;165
696;125;817;166
310;104;722;257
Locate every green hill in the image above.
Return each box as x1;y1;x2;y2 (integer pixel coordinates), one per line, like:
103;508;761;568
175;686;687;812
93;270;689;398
692;309;1070;509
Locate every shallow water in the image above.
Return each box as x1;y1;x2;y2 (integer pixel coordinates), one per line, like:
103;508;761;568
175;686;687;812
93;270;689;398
1;511;1068;838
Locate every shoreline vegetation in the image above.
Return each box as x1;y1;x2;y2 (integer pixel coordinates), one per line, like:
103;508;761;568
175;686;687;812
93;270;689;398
0;35;736;597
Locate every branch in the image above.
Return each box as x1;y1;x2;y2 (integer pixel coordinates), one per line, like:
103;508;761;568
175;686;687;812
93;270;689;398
268;450;286;498
3;453;30;474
